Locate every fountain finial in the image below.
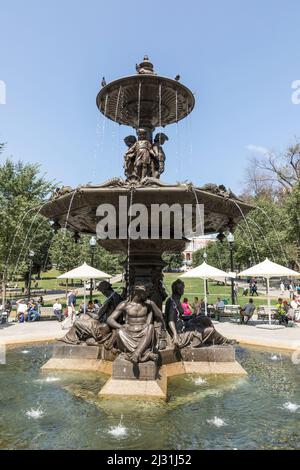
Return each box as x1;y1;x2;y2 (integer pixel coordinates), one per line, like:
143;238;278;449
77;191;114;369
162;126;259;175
136;55;156;75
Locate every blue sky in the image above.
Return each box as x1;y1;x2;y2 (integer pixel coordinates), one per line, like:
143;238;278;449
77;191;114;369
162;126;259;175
0;0;299;193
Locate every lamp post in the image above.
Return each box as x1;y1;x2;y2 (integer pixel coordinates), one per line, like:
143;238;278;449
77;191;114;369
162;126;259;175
28;250;35;302
227;232;235;305
89;236;97;300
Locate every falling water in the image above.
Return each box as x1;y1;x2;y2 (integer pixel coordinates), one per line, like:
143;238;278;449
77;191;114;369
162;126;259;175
175;90;180;175
247;216;276;261
114;86;122;122
137;82;142;129
126;188;134;299
158;83;162;128
98;94;109;170
12;202;51;277
233;201;260;263
58;189;79;266
6;202;46;268
189;184;205;240
186;100;193;160
255;206;289;264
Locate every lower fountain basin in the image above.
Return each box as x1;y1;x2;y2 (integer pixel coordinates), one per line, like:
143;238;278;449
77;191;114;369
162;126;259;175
1;344;300;450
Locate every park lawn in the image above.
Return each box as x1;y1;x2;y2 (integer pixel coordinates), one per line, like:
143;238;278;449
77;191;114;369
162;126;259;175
16;271;280;308
162;273;278;306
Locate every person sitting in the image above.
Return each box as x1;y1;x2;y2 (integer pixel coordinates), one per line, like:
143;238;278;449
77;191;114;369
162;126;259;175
0;300;12;323
276;298;289;326
94;299;101;314
53;299;63;321
27;300;40;322
192;297;201;315
240;298;256;324
16;299;27;322
181;298;193;317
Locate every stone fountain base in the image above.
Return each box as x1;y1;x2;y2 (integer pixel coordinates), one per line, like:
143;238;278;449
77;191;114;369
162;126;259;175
42;343;247;400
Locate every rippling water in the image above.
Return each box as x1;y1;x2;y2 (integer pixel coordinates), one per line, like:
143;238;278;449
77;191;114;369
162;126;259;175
0;344;299;449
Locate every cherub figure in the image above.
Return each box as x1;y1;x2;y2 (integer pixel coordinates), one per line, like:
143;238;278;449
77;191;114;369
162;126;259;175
123;135;137;177
124;129;154;179
152;133;168;178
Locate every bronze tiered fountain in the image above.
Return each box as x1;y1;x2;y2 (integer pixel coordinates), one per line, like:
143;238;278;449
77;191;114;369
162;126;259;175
42;56;251;308
41;57;251;399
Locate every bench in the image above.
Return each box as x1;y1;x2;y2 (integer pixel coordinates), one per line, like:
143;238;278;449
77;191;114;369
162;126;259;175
215;305;240;321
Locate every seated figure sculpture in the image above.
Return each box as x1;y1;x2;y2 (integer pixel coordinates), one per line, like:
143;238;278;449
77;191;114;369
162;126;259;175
58;281;122;347
165;279;234;348
107;283;166;364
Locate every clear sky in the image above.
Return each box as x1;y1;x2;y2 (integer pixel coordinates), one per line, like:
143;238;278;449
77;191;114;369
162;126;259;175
0;0;299;193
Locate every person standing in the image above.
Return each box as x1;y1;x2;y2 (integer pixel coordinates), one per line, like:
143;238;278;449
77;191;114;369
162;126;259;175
67;290;77;322
280;281;285;296
289;282;295;300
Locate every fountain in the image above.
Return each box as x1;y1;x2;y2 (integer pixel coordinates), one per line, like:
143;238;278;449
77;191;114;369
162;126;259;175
41;56;253;399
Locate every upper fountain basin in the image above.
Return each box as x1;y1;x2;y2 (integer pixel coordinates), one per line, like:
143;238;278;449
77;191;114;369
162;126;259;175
96;74;195;129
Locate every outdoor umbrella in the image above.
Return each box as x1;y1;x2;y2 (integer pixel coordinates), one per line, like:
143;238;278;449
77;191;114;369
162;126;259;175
238;258;300;325
181;262;231;315
58;262;111;313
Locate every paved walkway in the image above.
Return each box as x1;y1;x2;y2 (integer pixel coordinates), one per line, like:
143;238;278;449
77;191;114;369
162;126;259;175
1;319;300;351
0;321;65;346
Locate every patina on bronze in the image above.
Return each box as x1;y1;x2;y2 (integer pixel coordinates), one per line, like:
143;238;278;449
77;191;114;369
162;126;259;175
41;57;252;371
107;283;165;364
59;281;122;347
165;279;232;349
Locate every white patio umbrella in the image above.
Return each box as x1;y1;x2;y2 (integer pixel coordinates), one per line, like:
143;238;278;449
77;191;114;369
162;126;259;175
181;262;231;315
238;258;300;325
58;262;111;313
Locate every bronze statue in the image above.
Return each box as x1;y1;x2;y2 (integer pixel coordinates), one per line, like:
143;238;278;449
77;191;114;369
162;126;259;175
165;279;232;348
58;281;122;346
123;135;137;178
107;283;165;364
152;133;168;178
123;129;156;179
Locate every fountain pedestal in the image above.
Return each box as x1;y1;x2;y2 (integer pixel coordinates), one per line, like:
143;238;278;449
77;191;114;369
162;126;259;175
42;342;247;400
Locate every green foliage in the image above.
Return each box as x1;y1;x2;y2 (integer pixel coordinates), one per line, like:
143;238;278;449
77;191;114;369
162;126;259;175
0;158;55;284
162;252;184;270
193;194;299;272
49;231;124;275
193;241;230;270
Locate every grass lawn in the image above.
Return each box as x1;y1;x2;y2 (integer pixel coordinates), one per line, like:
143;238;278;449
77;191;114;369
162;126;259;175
8;271;281;308
162;273;278;307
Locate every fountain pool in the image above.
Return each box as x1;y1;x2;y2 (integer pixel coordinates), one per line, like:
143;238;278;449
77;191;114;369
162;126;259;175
0;345;299;450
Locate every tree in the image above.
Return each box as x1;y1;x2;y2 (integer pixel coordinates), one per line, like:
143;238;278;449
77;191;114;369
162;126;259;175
49;231;124;275
284;181;300;269
244;140;300;198
162;252;184;270
0;157;55;299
